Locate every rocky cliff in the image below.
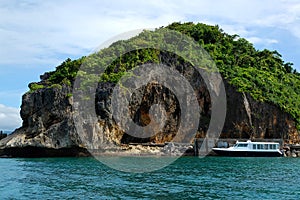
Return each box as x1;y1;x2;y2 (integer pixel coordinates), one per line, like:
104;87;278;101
0;84;90;157
222;81;298;140
0;71;298;157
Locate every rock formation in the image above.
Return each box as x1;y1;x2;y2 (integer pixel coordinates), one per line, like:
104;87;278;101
222;81;297;140
0;69;298;157
0;85;90;157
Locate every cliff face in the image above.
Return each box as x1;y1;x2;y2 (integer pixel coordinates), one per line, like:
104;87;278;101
0;72;297;157
0;50;298;157
0;85;89;157
223;81;297;140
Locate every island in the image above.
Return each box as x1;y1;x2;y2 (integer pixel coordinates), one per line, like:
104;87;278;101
0;22;299;157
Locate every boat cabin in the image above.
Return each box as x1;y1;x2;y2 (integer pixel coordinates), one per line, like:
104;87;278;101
233;140;280;150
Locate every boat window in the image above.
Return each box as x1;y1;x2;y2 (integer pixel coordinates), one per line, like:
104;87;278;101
264;144;269;150
237;144;248;147
253;144;256;149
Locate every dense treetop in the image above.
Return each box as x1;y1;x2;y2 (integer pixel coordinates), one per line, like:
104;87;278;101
30;22;300;129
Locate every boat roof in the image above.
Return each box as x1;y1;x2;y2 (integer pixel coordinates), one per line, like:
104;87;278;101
236;140;279;144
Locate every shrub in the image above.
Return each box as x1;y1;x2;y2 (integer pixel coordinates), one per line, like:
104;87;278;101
29;83;44;92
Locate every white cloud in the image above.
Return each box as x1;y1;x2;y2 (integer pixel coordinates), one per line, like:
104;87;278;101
0;0;185;66
0;104;22;131
247;37;278;45
0;0;299;71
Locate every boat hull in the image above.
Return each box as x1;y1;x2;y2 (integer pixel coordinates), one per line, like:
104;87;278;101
212;149;283;157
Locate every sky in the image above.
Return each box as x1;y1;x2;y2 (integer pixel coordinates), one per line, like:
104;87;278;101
1;0;300;131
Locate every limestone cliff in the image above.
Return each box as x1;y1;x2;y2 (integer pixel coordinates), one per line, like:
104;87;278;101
0;72;298;157
0;85;89;157
222;81;297;140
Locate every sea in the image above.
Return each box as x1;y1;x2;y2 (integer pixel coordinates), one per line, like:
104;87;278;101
0;156;299;199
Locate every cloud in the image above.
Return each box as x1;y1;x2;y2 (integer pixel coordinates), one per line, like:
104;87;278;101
1;1;297;55
0;0;299;72
247;37;278;45
0;0;185;66
0;104;22;131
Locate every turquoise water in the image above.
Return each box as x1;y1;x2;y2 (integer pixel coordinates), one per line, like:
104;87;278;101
0;157;299;199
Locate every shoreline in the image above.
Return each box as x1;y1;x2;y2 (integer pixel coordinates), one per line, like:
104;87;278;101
0;147;294;158
1;140;299;158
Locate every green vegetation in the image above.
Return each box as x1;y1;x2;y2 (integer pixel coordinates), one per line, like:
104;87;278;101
166;22;300;129
33;22;300;129
99;48;160;83
49;83;62;90
28;57;85;92
28;83;44;92
47;57;85;85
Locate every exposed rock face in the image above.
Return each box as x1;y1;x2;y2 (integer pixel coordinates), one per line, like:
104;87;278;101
222;81;298;140
0;85;89;157
0;68;298;157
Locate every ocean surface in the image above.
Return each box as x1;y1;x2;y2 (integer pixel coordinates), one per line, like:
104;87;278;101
0;156;299;199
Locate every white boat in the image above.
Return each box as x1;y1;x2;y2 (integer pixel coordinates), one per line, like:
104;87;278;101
212;140;283;157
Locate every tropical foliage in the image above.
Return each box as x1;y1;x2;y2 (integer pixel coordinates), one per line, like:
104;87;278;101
32;22;300;129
